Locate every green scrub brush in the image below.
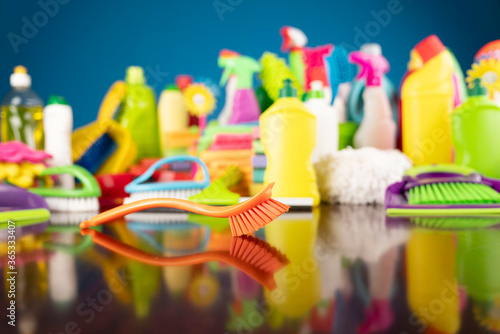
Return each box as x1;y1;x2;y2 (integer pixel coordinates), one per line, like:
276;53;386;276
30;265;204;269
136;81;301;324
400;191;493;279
386;164;500;217
30;165;101;213
259;52;303;101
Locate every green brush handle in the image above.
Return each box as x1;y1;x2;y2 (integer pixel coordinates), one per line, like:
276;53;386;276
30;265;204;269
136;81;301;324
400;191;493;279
0;209;50;226
405;164;478;177
29;165;101;198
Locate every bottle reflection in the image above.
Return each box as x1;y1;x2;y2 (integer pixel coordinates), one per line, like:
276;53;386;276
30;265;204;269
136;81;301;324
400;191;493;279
457;228;500;332
407;229;460;334
111;223;161;319
48;232;78;307
328;205;409;334
264;209;321;319
2;232;48;334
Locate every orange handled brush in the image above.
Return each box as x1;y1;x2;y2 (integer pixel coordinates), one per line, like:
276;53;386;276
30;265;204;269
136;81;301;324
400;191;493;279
79;183;289;236
81;228;288;290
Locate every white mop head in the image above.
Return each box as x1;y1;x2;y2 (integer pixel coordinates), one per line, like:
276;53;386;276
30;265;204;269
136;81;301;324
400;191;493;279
315;147;412;205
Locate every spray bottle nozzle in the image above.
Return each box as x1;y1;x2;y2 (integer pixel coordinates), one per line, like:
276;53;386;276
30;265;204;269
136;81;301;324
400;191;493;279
348;51;389;87
218;51;261;89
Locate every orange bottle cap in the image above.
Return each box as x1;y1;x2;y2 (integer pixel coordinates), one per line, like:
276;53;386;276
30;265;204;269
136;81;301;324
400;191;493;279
415;35;445;63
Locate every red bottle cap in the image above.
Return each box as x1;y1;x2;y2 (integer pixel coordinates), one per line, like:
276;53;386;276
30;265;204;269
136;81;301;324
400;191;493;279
414;35;445;63
175;75;193;91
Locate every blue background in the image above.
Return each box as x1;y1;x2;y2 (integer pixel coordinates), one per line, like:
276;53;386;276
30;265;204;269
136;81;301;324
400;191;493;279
1;0;499;128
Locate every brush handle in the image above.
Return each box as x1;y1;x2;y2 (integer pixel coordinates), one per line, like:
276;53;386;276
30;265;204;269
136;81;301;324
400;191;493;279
125;155;210;193
80;183;274;228
405;164;477;178
404;173;483;190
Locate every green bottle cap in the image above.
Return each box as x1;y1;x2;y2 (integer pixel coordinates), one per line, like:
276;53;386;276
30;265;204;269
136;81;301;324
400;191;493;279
126;66;145;85
308;80;325;99
468;78;487;97
164;84;180;91
278;79;297;98
47;95;68;105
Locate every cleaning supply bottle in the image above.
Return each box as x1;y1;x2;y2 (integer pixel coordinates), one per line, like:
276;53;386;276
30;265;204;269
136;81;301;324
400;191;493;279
401;35;455;165
217;50;239;126
349;47;396;149
280;26;308;89
157;85;188;156
218;51;261;124
260;79;320;206
43;95;74;189
347;44;399;131
1;66;44;150
116;66;160;160
303;45;334;104
452;79;500;178
304;81;338;163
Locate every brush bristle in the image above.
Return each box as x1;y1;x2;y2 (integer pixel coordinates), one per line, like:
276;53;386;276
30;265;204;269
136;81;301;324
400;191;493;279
229;198;290;236
230;235;289;273
124;188;205;205
125;212;189;224
44;197;99;212
408;182;500;205
49;211;98;225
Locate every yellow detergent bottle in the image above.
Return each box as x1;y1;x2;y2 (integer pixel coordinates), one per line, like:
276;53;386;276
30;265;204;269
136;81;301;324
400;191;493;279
260;79;320;206
401;35;455;165
407;229;460;334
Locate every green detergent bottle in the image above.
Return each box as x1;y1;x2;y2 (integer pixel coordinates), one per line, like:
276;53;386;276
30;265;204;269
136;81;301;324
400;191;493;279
452;79;500;178
116;66;160;160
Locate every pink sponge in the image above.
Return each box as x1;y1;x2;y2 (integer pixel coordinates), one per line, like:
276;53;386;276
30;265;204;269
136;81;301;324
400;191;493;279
210;134;253;151
0;141;51;164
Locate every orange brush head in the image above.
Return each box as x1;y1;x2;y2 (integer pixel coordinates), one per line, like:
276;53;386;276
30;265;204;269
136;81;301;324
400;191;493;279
229;196;290;236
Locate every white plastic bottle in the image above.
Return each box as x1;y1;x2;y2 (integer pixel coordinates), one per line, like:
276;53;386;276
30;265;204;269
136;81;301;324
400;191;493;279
43;95;74;189
304;80;339;164
157;85;188;156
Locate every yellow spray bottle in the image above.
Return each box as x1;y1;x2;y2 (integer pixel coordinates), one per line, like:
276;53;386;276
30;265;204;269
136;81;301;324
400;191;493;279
260;79;320;206
401;35;455;165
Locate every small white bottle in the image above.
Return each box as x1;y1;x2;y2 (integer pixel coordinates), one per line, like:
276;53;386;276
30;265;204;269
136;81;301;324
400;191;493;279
304;80;339;164
43;95;74;189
